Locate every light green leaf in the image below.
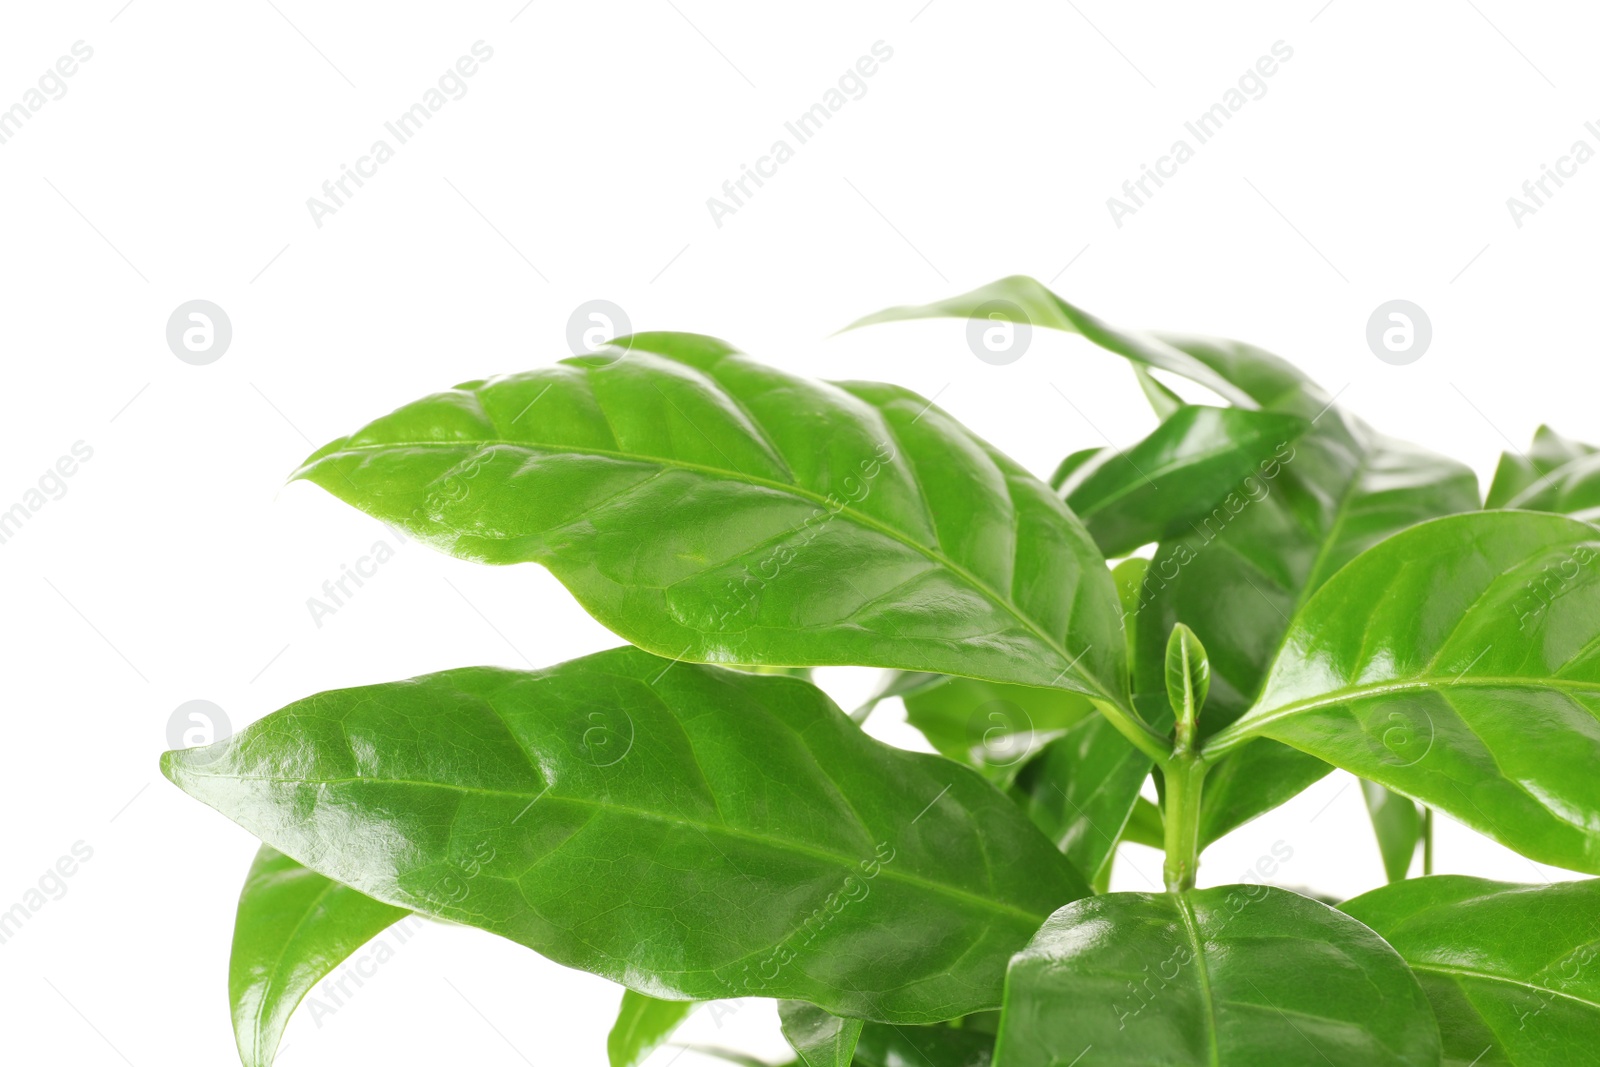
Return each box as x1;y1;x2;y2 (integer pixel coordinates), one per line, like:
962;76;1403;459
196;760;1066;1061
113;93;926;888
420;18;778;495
609;990;697;1067
846;276;1260;406
901;676;1096;785
292;331;1130;713
164;646;1086;1022
993;885;1441;1066
230;845;410;1067
1486;425;1596;509
1058;405;1309;559
777;1001;862;1067
1132;364;1185;419
1361;779;1423;883
1213;510;1600;874
1342;876;1600;1066
1164;623;1210;741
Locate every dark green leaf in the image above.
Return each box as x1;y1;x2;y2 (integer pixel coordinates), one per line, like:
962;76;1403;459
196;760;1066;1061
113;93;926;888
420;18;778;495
1059;405;1309;559
164;646;1086;1022
993;885;1441;1066
609;991;697;1067
1361;779;1423;883
293;331;1129;710
1008;713;1152;881
230;845;409;1067
777;1001;862;1067
1121;795;1164;849
1342;876;1600;1066
853;1022;994;1066
1214;510;1600;874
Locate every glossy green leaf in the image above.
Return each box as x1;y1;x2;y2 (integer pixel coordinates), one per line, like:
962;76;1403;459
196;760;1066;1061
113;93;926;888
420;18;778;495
1058;405;1309;559
1342;876;1600;1066
1216;510;1600;874
901;676;1095;784
609;991;697;1067
992;885;1441;1066
1164;623;1210;734
1361;779;1423;883
293;330;1128;709
777;1001;862;1067
851;278;1478;838
1047;447;1101;493
163;646;1086;1022
230;845;410;1067
1486;425;1596;509
853;1022;994;1066
846;276;1260;407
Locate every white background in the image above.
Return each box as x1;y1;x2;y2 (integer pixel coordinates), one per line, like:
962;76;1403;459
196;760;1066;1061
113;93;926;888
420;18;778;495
1;1;1595;1064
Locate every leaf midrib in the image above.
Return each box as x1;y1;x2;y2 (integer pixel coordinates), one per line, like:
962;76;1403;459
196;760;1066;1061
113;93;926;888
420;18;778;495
1219;674;1600;752
178;768;1055;927
301;437;1125;706
1411;960;1600;1012
1174;894;1223;1067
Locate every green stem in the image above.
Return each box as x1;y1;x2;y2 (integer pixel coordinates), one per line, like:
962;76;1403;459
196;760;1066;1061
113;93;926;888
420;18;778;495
1090;698;1173;764
1422;807;1434;876
1162;756;1208;892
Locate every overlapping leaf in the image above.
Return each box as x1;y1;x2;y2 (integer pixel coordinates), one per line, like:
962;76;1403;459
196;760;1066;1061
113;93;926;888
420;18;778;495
1055;404;1308;559
293;331;1127;707
850;277;1478;842
610;990;697;1067
164;646;1086;1022
992;885;1441;1066
1343;876;1600;1066
1215;510;1600;874
229;846;410;1067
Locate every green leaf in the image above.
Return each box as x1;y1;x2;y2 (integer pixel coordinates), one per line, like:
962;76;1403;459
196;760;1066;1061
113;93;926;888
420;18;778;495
901;676;1096;784
293;331;1129;712
1058;405;1310;559
1121;795;1164;849
850;278;1477;836
850;669;944;723
163;646;1086;1022
1342;876;1600;1066
852;1022;995;1066
1008;713;1153;881
1164;623;1210;741
993;885;1442;1066
777;1001;862;1067
609;991;697;1067
1132;364;1184;419
230;845;410;1067
1361;780;1423;883
1486;425;1596;508
846;276;1262;407
1213;510;1600;874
